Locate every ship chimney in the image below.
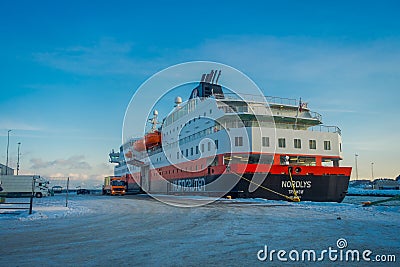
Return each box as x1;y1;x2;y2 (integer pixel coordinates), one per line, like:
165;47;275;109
201;74;206;82
211;69;217;84
209;70;215;83
215;70;221;84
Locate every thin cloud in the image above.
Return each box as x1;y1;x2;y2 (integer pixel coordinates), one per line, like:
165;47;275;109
33;38;158;76
181;36;400;93
30;155;92;170
0;121;44;132
45;173;106;188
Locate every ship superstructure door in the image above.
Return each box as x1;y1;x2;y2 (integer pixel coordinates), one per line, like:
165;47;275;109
140;165;150;192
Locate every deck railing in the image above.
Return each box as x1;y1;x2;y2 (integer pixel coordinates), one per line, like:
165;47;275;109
272;123;341;135
223;93;299;106
309;125;341;135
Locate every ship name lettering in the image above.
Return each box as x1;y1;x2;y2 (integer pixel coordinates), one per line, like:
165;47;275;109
171;178;206;192
281;181;311;189
288;189;304;195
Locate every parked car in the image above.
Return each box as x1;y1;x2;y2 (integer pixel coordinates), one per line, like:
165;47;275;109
77;189;90;195
52;185;63;193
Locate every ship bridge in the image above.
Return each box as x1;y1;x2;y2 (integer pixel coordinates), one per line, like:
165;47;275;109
219;93;326;132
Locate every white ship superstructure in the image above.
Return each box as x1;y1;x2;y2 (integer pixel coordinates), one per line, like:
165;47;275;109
110;71;351;202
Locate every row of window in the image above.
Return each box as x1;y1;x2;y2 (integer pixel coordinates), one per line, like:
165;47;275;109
164;96;214;128
159;136;335;163
233;136;333;151
278;138;332;150
176;140;219;160
164;111;215;137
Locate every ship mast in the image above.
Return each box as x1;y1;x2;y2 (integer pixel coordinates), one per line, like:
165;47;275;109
149;110;158;132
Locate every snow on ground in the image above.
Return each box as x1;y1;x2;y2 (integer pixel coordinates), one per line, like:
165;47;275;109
21;195;92;221
0;193;399;266
0;194;92;220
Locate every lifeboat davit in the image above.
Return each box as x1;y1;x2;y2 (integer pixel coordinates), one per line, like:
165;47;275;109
133;131;161;151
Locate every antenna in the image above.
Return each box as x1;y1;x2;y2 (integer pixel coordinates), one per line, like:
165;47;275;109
201;74;206;82
215;70;221;84
150;110;158;132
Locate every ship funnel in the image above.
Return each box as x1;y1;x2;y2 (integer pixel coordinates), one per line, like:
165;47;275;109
200;70;221;84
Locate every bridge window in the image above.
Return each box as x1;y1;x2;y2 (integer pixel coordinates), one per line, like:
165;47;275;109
224;153;273;165
294;139;301;149
309;140;316;149
235;136;243;146
281;155;316;166
262;137;270;147
324;141;331;150
278;138;286;148
322;158;339;167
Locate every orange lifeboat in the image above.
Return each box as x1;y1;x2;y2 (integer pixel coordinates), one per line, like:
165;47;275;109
144;131;162;150
133;131;161;151
133;138;146;151
124;151;133;159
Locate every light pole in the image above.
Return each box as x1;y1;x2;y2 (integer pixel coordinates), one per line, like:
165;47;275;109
17;142;21;175
5;130;11;175
355;154;359;180
371;162;374;180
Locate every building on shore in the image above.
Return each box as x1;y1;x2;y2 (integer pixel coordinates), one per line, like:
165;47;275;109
0;163;14;175
349;180;373;189
373;178;400;190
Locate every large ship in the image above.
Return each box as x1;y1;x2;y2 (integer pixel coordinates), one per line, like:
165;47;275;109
110;71;351;202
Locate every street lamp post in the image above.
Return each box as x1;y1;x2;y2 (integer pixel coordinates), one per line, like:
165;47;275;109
17;142;21;175
5;130;11;175
355;154;359;180
371;162;374;180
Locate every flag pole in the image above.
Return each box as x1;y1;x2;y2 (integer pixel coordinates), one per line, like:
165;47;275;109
294;97;301;130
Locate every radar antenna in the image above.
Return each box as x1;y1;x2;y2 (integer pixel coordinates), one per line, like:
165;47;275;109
149;110;159;132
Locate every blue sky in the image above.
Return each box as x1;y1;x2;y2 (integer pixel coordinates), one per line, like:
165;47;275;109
1;0;399;186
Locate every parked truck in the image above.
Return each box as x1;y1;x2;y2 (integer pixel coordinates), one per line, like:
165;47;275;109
0;175;50;198
102;176;126;196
